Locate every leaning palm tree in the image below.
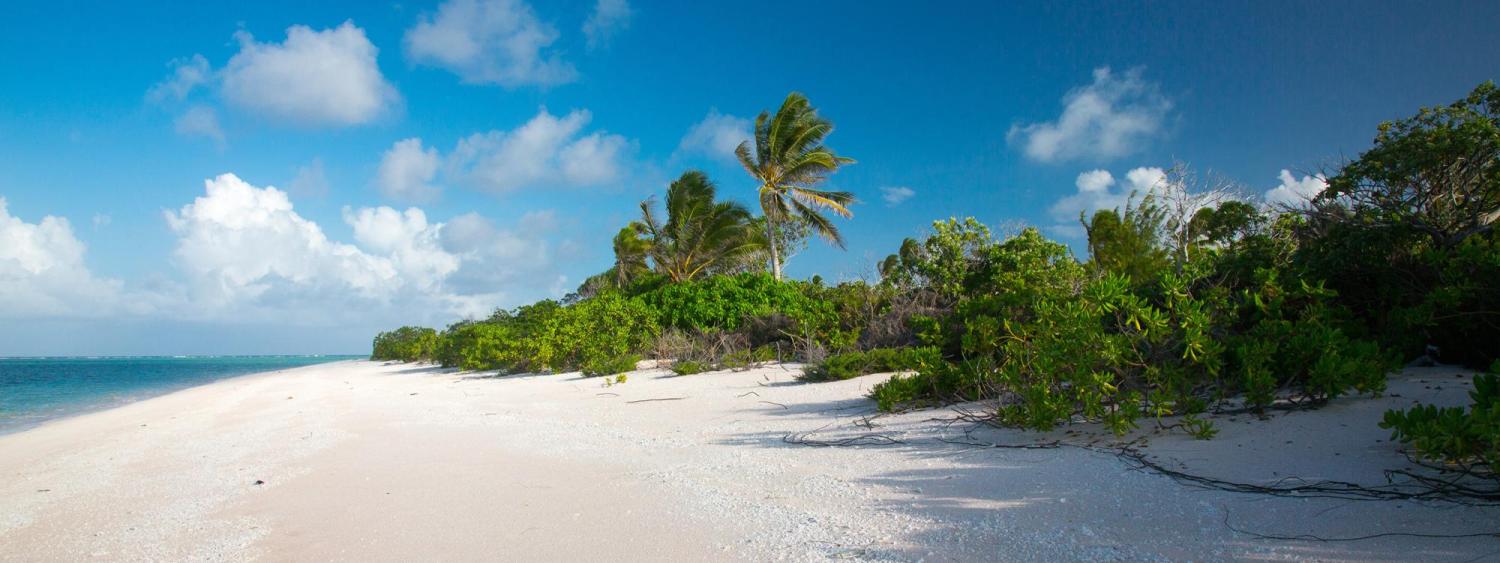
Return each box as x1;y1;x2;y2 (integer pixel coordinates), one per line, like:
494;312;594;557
638;171;763;282
735;92;856;280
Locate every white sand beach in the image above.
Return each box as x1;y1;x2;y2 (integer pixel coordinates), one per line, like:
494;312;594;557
1;360;1496;561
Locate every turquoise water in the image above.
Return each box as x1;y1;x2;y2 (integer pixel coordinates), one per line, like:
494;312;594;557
0;356;361;434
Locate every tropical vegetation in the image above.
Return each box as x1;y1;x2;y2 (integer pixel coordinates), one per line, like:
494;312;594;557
372;84;1500;452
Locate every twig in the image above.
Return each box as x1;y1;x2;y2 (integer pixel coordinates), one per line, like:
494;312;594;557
783;432;903;447
626;397;687;404
1223;509;1499;542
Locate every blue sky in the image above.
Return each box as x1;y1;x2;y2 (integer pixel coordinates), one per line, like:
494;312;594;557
1;0;1496;355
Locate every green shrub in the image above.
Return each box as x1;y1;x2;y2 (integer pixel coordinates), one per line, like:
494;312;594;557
637;273;842;344
717;345;776;370
871;224;1395;437
582;354;642;377
803;347;939;382
538;292;659;372
1380;361;1500;471
371;326;439;362
670;360;713;375
428;292;656;374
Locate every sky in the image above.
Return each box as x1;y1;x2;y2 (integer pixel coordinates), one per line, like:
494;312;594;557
1;0;1497;356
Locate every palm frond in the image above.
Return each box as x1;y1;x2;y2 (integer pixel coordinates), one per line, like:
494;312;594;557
787;186;855;218
790;197;846;249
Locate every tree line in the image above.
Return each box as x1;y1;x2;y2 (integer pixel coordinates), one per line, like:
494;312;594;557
373;82;1500;468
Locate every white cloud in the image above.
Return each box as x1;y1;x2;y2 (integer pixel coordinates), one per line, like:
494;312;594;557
174;105;226;147
1263;169;1327;208
438;211;553;317
2;174;564;333
449;108;630;193
583;0;632;50
1047;166;1167;237
0;197;133;318
342;206;460;293
1008;67;1172;163
289;158;330;198
161;173;554;322
1075;169;1115;193
675;109;750;163
221;21;399;126
404;0;577;87
92;213;111;230
146;54;211;103
164;174;399;312
880;186;915;206
376;138;442;202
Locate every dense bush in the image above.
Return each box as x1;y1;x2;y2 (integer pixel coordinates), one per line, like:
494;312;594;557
539;292;659;372
870;221;1396;435
371;326;439;362
1299;81;1500;367
638;273;839;337
435;301;561;372
1381;361;1500;472
430;293;656;374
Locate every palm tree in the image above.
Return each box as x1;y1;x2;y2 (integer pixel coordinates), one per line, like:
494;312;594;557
609;224;652;286
735;92;855;280
637;171;763;282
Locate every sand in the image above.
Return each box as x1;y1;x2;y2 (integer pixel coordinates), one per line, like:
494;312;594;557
1;360;1497;561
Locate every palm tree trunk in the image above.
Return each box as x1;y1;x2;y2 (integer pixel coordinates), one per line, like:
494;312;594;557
765;216;782;280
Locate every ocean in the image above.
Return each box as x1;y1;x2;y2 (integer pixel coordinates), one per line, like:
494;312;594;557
0;355;362;434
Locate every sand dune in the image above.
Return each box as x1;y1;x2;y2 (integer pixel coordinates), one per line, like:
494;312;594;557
1;360;1495;561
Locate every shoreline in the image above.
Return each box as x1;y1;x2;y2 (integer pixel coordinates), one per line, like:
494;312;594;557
0;357;361;437
1;360;1495;561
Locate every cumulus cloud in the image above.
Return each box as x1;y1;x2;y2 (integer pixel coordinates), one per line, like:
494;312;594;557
404;0;577;87
583;0;632;50
880;186;915;206
1263;169;1327;208
146;54;211;103
449;108;630;193
3;173;564;333
342;206;460;293
164;174;400;312
1009;67;1172;163
1047;166;1168;237
173;105;226;147
376;138;442;202
438;211;553;316
161;173;554;322
0;197;133;318
675;109;750;163
221;21;399;126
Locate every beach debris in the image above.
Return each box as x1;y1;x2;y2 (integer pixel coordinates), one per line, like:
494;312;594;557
253;480;265;486
626;397;687;404
783;432;903;447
